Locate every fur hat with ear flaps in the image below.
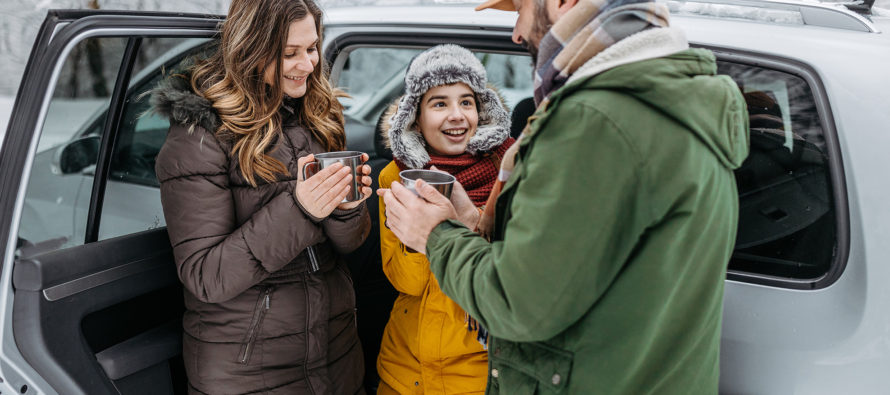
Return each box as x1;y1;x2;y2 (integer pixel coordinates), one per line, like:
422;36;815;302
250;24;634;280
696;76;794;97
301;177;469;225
385;44;511;169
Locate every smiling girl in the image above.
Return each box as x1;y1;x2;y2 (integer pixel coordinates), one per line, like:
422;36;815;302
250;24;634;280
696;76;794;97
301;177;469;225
375;44;514;395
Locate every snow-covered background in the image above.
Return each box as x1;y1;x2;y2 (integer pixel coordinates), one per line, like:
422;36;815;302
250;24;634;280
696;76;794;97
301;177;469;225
0;0;232;134
0;0;460;133
1;0;888;134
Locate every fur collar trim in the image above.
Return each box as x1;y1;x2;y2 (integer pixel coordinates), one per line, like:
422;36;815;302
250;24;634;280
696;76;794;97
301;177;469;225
380;84;511;169
566;27;689;86
385;44;511;169
149;73;221;134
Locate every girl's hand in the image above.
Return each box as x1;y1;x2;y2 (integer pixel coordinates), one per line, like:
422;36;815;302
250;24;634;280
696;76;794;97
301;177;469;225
337;153;373;210
295;154;352;218
449;179;480;229
429;166;478;228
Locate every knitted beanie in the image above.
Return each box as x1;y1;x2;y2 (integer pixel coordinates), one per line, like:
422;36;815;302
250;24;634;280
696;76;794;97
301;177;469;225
387;44;511;169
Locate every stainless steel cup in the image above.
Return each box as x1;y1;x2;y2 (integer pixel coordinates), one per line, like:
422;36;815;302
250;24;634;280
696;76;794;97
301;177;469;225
399;169;455;199
302;151;364;203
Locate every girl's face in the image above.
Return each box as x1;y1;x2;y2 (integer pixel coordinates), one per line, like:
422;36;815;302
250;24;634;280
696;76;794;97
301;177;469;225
264;16;319;99
417;83;479;156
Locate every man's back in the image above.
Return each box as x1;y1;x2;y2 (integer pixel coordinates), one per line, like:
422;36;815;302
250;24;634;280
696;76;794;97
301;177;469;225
427;39;748;393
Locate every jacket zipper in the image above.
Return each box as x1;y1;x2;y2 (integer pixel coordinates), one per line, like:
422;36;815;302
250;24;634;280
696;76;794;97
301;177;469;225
307;245;320;273
238;286;273;365
301;272;318;395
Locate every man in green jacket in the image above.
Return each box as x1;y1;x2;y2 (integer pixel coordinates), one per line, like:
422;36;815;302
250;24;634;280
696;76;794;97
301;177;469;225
377;0;749;392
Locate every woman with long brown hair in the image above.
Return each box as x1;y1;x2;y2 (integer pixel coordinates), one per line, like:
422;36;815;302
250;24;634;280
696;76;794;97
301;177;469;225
152;0;371;393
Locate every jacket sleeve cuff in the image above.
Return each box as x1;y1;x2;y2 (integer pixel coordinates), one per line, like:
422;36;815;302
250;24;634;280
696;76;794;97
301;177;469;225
329;204;365;220
427;219;464;251
290;189;324;223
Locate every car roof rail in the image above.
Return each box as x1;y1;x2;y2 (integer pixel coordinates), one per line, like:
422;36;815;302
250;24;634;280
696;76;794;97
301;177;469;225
664;0;879;33
841;0;875;15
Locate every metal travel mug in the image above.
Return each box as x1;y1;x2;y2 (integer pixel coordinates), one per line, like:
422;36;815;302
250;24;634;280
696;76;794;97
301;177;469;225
302;151;364;203
399;169;455;199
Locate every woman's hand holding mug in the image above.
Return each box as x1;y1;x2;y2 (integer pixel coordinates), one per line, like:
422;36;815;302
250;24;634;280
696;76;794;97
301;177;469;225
337;153;373;210
296;154;353;218
296;152;373;217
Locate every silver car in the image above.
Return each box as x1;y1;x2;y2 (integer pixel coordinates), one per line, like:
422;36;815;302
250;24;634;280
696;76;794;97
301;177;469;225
0;1;888;393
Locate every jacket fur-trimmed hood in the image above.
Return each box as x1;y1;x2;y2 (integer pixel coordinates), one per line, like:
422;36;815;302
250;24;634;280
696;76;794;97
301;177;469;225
379;84;511;167
383;44;511;169
150;72;221;134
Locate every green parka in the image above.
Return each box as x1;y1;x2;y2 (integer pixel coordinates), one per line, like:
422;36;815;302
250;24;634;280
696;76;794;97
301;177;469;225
426;28;749;394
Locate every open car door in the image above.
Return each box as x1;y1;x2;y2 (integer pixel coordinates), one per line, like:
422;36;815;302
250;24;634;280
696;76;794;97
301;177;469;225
0;10;221;395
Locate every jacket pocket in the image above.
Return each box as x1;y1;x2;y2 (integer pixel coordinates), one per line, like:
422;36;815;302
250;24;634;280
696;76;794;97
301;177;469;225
488;340;573;394
334;263;358;326
335;262;354;288
237;286;274;365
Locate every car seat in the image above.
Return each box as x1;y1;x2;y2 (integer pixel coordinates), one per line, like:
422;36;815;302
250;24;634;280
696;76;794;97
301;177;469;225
343;111;397;393
510;97;536;139
731;90;832;277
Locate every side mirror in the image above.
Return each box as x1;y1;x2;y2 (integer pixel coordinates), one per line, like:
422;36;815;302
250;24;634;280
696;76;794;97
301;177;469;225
52;135;100;175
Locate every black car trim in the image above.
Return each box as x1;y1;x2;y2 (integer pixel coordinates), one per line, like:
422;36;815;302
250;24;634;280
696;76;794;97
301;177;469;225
84;37;141;244
699;44;850;290
12;230;178;395
13;228;173;294
325;31;525;66
40;251;168;302
0;14;60;271
95;319;182;380
326;22;513;33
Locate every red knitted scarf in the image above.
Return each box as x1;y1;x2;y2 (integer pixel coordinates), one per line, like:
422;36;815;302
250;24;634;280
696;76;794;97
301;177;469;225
395;138;515;207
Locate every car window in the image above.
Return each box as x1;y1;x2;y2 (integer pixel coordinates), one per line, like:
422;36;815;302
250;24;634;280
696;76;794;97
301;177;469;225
98;37;213;241
16;36;127;253
338;47;421;121
719;61;836;281
16;36;214;253
335;46;533;157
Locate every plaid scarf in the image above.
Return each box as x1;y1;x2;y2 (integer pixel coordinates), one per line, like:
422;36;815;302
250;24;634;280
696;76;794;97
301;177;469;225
533;0;670;104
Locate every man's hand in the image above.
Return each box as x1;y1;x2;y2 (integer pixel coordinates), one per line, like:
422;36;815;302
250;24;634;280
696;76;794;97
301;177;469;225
378;179;457;254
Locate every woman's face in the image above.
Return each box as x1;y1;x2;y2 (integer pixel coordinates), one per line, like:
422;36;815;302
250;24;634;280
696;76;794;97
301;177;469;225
417;83;479;156
264;16;319;99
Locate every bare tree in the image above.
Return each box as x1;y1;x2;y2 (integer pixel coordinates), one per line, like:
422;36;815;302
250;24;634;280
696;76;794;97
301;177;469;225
85;0;108;97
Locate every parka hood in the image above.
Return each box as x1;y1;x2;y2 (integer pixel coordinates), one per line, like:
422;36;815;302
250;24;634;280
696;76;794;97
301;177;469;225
149;72;221;134
379;84;512;168
563;27;749;170
383;44;511;169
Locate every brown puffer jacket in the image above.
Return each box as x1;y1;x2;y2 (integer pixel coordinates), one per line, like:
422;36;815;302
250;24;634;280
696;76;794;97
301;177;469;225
152;75;369;395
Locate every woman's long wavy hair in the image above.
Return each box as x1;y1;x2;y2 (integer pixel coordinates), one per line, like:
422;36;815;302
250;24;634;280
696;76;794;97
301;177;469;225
190;0;345;186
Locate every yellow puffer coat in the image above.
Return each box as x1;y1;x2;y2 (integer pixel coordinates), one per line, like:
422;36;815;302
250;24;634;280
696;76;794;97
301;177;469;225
376;161;488;395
